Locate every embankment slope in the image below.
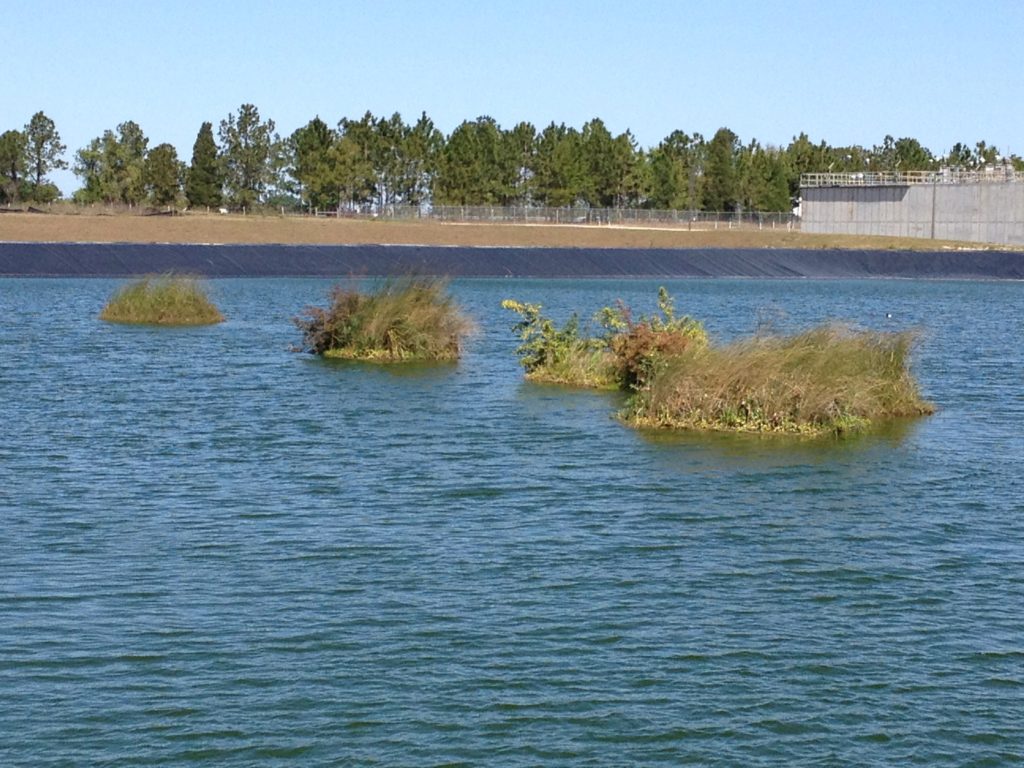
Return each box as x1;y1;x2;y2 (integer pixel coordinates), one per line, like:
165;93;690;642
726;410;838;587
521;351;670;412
2;241;1023;278
2;212;1022;278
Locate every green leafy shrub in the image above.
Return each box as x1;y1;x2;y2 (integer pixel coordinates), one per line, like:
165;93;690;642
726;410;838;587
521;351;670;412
502;287;706;390
99;275;224;325
625;324;934;436
296;276;473;362
501;299;617;388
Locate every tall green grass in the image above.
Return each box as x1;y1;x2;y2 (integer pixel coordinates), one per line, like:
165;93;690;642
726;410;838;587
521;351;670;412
625;324;934;436
296;276;473;362
99;275;224;325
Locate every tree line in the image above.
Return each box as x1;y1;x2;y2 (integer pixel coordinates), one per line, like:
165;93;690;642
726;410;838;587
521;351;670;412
2;106;1021;212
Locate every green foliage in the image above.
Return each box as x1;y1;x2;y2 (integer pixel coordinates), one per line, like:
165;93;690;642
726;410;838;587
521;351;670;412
23;182;60;203
532;122;585;207
505;121;537;205
869;135;935;172
625;324;934;437
219;104;279;208
502;288;705;391
185;122;223;208
286;110;444;211
579;119;647;208
371;112;411;208
73;137;108;203
23;100;1024;212
648;130;704;210
501;299;615;388
784;132;830;200
289;116;336;209
296;277;473;362
115;121;148;204
579;118;616;207
331;113;378;208
939;140;1006;171
434;116;519;206
0;129;28;203
739;142;792;213
99;275;224;325
945;142;974;168
401;112;445;206
144;143;182;206
703;127;740;212
73;120;149;205
23;111;67;200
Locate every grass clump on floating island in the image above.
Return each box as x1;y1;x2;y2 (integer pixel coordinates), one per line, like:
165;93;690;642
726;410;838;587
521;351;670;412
625;324;935;436
504;289;933;437
502;287;709;391
295;276;473;362
99;275;224;325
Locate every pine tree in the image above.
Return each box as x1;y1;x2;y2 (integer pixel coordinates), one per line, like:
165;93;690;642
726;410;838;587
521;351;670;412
185;122;222;208
23;111;67;201
532;122;584;207
703;127;740;212
289;116;335;209
435;117;516;205
0;130;28;203
145;143;181;206
401;112;443;207
219;104;277;209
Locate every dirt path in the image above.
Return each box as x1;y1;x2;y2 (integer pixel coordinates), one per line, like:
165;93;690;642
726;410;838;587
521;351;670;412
0;211;997;251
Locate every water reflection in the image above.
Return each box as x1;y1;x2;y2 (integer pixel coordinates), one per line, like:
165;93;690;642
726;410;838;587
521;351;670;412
635;415;927;470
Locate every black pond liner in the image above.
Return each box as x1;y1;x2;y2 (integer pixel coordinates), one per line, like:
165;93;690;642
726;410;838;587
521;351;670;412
2;241;1024;279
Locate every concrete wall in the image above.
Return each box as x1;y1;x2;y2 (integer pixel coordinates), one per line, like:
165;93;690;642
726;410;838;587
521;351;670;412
801;183;1024;245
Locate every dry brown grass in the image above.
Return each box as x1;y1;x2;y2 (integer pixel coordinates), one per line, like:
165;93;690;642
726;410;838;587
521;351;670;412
295;277;473;362
99;275;224;325
0;210;994;251
625;324;934;436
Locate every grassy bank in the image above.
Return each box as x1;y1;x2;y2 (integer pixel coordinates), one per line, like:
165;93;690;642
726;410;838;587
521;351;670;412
296;277;472;362
624;325;935;436
99;275;223;325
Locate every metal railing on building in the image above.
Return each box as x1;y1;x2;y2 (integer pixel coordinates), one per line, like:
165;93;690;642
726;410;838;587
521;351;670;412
801;168;1024;188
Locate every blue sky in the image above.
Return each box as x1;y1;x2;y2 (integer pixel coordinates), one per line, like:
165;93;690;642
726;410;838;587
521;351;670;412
6;0;1023;195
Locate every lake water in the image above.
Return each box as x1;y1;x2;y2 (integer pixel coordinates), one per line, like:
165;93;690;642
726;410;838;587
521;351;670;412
1;277;1022;766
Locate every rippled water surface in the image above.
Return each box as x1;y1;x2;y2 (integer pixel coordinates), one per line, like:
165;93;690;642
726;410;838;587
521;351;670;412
2;276;1023;766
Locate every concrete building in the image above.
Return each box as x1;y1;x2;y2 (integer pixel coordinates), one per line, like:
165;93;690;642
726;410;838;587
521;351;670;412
800;170;1024;246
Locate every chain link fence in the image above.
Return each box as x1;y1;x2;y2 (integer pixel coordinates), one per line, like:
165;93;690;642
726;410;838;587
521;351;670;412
314;205;800;230
14;200;801;230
